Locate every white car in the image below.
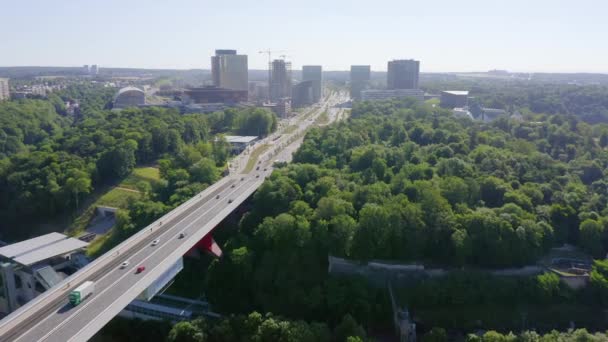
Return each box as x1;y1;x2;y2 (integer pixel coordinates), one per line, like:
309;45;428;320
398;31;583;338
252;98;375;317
151;239;160;246
120;261;130;269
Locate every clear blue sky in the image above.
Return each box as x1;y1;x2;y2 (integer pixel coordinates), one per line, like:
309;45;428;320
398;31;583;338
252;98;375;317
2;0;607;72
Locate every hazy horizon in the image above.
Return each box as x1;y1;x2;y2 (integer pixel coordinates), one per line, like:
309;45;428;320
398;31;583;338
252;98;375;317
2;0;607;73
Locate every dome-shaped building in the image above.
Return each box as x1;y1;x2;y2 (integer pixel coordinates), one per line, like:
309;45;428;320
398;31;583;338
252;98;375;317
113;86;145;109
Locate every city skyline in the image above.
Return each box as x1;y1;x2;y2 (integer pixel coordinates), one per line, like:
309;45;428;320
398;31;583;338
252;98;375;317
1;0;608;73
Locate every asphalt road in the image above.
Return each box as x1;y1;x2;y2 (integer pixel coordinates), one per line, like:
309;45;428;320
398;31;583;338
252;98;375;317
0;92;347;342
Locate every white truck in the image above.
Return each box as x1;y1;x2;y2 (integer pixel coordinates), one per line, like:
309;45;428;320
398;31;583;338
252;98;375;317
69;281;95;306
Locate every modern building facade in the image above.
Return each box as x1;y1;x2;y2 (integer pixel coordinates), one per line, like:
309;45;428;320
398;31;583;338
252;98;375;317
0;78;9;101
270;59;292;102
114;86;145;109
90;64;99;75
350;65;371;100
211;50;248;92
292;80;314;107
302;65;322;102
440;90;469;108
361;89;424;102
387;59;419;89
183;86;248;104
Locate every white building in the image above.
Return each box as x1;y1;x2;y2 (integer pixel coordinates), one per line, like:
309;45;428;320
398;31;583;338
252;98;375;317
0;78;9;101
361;89;424;102
0;232;89;314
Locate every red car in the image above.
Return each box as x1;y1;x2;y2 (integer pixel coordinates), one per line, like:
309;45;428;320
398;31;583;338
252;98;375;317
136;266;146;274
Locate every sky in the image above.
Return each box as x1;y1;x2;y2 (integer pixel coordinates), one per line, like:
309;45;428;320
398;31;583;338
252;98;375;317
1;0;607;73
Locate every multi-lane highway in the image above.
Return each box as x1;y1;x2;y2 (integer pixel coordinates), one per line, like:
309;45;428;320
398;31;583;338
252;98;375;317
0;92;347;342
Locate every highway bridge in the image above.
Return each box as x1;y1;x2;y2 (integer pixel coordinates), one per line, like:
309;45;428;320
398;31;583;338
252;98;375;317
0;93;346;342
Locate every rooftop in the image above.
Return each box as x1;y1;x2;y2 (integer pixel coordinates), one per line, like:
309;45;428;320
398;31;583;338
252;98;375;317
0;232;88;266
442;90;470;96
224;135;258;144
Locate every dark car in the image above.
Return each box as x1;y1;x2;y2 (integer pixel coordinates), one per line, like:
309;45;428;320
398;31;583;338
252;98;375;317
228;199;233;203
136;266;146;274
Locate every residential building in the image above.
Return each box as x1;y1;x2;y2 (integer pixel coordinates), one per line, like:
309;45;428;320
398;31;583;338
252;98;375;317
387;59;419;89
440;90;469;108
361;89;424;102
90;64;99;75
302;65;322;102
350;65;371;100
183;86;247;104
292;80;314;107
211;50;248;92
114;86;145;109
0;78;9;101
270;59;292;102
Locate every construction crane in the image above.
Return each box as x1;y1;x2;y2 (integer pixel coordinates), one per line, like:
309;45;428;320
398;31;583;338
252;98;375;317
258;49;286;102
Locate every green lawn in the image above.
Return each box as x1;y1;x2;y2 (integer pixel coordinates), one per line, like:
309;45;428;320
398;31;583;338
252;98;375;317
425;98;440;106
243;144;270;173
97;187;141;208
119;167;160;190
315;111;329;125
283;125;298;134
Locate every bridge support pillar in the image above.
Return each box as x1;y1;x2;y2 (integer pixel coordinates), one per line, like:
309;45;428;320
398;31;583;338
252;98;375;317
193;235;222;258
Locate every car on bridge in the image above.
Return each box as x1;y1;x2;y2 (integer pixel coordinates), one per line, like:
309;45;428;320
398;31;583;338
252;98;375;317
120;261;130;269
151;239;160;246
136;266;145;274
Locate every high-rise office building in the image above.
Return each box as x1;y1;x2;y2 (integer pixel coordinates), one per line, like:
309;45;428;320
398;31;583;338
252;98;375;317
387;59;419;89
301;65;322;102
270;59;291;102
350;65;371;100
211;50;248;92
292;80;314;107
0;78;9;101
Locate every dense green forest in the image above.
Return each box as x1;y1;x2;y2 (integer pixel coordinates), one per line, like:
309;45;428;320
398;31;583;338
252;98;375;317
130;96;606;340
0;85;277;240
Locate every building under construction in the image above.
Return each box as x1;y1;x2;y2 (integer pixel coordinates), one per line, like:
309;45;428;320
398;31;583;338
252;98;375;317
269;59;292;102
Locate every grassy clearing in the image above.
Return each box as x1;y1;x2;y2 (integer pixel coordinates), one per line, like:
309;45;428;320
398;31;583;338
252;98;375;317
119;167;160;190
243;144;270;173
425;98;440;106
283;125;298;134
97;187;141;208
315;111;329;125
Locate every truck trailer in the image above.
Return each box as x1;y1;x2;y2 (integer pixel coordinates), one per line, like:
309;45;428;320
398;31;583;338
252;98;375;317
69;281;95;306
